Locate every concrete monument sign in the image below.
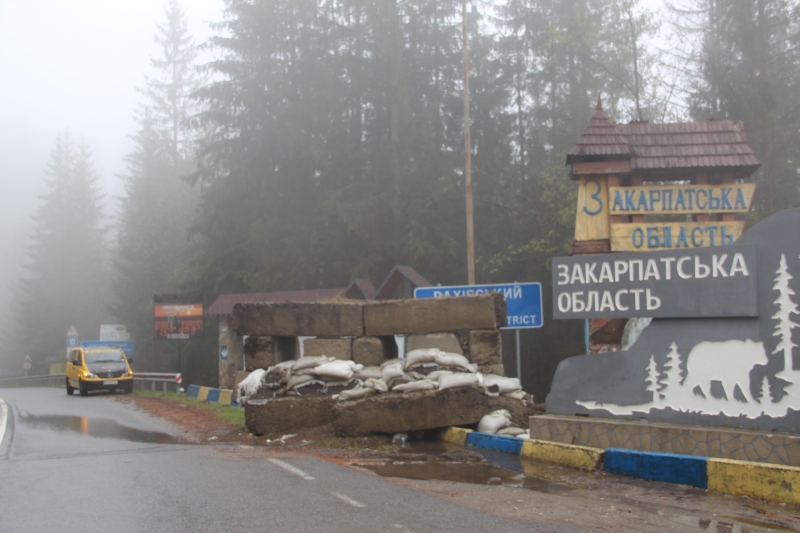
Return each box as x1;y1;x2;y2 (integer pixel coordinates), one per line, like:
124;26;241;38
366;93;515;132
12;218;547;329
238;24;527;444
547;209;800;432
552;246;758;319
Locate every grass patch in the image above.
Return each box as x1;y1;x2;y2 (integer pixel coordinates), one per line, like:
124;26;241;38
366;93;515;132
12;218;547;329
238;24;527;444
134;390;246;429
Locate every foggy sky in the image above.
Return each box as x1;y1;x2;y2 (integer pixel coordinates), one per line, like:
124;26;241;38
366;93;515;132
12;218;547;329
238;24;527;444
0;0;222;319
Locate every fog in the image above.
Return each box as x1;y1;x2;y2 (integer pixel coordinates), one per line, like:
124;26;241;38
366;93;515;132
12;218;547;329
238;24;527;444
0;0;222;318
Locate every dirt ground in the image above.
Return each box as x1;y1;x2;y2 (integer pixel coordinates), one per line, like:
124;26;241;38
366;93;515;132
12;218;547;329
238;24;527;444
116;394;800;533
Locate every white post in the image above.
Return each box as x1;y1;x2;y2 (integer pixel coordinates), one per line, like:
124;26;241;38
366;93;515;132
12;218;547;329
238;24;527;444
515;328;521;382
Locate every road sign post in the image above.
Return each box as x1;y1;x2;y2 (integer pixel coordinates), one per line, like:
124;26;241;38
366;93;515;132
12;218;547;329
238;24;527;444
414;282;543;381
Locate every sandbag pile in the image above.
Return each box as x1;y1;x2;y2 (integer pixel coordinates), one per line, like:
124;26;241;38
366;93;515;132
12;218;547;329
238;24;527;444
237;348;533;406
477;409;530;439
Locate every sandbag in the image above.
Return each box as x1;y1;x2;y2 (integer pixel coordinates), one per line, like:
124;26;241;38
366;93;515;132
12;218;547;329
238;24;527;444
496;426;527;436
381;358;404;368
294;355;335;371
363;377;389;393
438;372;480;391
293;379;326;396
403;348;441;370
314;360;361;381
426;370;453;381
285;373;315;390
477;409;512;434
407;363;439;377
502;389;533;405
381;361;405;383
434;352;472;371
325;378;359;395
392;379;438;392
483;375;522;395
354;366;382;380
387;375;415;390
237;369;267;403
336;387;374;402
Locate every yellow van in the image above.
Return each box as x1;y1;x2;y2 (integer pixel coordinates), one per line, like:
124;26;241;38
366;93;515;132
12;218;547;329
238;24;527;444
66;346;134;396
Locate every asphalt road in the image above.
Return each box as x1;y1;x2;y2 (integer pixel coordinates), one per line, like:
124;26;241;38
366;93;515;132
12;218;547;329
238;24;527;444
0;387;589;533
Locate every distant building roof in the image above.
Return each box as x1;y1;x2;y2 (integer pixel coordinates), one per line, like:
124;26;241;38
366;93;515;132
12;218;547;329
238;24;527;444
206;288;346;317
374;265;432;300
206;266;433;317
567;98;759;179
344;278;377;300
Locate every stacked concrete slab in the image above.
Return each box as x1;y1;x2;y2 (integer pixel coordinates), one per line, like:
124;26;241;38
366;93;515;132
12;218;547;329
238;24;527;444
233;293;506;375
232;294;512;435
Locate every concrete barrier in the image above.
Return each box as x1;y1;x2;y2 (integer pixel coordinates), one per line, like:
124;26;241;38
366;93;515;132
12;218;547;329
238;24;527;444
436;426;800;505
521;439;604;471
184;384;237;406
604;448;708;489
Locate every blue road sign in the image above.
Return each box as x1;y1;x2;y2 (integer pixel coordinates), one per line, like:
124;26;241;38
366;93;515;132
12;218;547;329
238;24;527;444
414;282;543;329
82;340;134;356
67;336;79;348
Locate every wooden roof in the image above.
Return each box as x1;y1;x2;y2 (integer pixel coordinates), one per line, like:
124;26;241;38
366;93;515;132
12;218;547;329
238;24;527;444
567;99;759;178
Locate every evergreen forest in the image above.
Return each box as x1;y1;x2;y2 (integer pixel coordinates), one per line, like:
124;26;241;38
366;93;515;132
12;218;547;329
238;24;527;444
4;0;800;400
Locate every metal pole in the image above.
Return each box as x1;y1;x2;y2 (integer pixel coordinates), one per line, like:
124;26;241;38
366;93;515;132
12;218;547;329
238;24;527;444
515;328;521;382
462;0;475;285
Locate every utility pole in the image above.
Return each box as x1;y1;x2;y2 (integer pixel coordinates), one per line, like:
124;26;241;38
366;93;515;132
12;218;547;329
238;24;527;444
462;0;475;285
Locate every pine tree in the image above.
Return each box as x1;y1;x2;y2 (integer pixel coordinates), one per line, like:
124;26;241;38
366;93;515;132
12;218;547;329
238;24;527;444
772;254;799;379
5;133;107;373
758;374;771;404
111;1;202;375
645;354;660;402
662;342;683;396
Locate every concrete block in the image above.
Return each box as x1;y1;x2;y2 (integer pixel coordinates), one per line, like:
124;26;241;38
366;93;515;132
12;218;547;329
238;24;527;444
333;386;534;437
466;432;524;456
468;329;502;365
233;301;364;337
197;386;211;402
604;449;708;489
352;337;391;366
438;426;473;446
406;333;463;354
478;363;505;376
363;293;506;336
303;338;353;360
521;439;605;471
707;458;800;505
245;396;337;436
244;336;277;371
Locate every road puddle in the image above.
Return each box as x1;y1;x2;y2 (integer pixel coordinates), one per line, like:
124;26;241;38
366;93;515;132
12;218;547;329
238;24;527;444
19;414;183;444
354;440;575;493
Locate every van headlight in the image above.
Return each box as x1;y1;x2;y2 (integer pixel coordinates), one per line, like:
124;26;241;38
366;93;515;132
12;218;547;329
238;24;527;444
84;372;96;379
124;370;132;377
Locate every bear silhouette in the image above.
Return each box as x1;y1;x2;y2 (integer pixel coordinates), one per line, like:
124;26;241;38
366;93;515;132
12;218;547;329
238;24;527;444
683;339;768;404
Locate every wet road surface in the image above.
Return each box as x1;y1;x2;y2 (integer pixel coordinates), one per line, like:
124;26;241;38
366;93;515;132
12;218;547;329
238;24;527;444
0;387;589;533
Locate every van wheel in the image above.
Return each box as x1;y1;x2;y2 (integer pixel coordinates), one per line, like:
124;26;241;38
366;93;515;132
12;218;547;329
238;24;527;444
66;378;74;395
123;382;133;394
79;380;89;397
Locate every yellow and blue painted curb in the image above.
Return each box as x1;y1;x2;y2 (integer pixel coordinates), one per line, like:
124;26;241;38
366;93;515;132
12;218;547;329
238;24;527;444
185;384;238;407
438;427;800;506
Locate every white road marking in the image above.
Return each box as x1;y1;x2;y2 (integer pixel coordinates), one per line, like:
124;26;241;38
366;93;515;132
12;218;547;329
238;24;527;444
268;458;315;480
331;492;365;508
393;524;418;533
0;398;7;447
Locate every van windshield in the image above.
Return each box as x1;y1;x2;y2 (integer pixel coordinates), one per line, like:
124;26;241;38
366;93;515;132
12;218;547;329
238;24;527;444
84;349;125;364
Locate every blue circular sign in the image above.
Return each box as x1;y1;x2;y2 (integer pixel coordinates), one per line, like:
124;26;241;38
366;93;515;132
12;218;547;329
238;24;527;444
67;336;79;347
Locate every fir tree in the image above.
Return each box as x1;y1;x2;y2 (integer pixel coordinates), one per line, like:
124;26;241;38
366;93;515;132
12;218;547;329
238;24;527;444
645;354;660;402
772;254;799;379
5;133;107;373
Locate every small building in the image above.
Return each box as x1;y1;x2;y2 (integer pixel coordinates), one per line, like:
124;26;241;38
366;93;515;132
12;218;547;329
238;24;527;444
207;266;431;389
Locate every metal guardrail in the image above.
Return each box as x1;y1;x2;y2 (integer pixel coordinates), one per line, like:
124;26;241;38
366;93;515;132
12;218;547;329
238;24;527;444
0;372;183;393
0;373;66;387
134;372;182;393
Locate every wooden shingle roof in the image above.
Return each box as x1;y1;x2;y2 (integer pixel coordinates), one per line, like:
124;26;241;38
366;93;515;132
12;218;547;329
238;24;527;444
567;99;759;178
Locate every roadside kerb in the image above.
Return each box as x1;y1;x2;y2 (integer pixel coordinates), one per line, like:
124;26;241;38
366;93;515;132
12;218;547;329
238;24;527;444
185;384;238;406
437;426;800;505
